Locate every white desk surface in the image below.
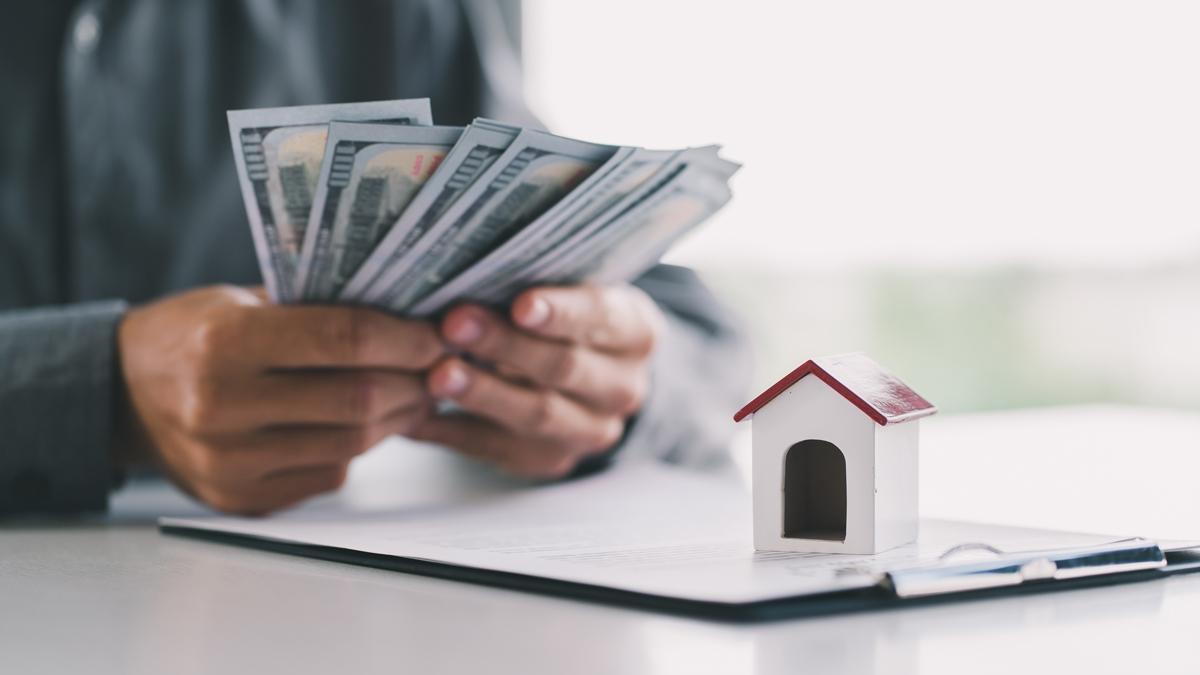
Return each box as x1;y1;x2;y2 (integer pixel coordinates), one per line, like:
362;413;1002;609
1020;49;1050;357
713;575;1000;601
4;404;1200;675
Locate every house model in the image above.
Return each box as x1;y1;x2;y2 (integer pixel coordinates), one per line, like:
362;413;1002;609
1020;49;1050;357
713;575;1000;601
733;353;937;555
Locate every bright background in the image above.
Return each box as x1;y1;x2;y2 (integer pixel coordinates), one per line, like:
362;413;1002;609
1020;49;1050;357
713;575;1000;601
522;0;1200;413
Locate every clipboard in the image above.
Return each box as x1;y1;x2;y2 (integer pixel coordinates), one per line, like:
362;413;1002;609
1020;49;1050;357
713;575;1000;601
160;524;1200;621
159;463;1200;622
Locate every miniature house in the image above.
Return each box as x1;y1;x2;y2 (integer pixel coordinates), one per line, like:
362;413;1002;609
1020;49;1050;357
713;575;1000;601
733;353;937;555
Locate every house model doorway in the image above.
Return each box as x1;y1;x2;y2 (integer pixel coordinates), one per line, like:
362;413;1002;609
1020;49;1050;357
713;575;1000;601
782;439;847;542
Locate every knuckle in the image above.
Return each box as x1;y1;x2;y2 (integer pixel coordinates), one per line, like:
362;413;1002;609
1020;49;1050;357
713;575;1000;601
344;426;376;454
411;322;445;368
389;404;430;436
599;418;625;448
191;317;229;371
614;372;649;416
533;450;577;480
327;308;373;361
525;395;558;436
345;372;387;422
546;346;582;387
632;326;660;358
178;378;222;432
399;380;430;412
230;502;268;517
214;284;263;307
199;487;247;515
200;439;239;478
196;486;226;511
187;445;220;481
587;285;612;327
504;459;549;480
307;466;351;496
587;284;609;308
583;418;624;453
327;465;350;490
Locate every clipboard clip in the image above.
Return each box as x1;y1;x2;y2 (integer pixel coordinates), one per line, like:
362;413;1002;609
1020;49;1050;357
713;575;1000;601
884;538;1167;599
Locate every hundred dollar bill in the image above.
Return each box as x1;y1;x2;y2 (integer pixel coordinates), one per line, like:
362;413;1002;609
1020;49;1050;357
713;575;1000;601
294;123;463;301
408;146;675;316
367;129;618;313
338;120;522;302
530;153;739;287
553;147;738;274
446;147;716;308
226;99;432;301
586;171;735;284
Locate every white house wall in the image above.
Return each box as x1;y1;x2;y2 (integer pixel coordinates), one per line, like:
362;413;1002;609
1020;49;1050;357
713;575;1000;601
751;375;877;553
873;420;919;551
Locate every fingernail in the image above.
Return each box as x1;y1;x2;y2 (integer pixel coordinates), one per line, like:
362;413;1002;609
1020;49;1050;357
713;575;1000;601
446;314;483;344
437;363;470;396
517;296;550;328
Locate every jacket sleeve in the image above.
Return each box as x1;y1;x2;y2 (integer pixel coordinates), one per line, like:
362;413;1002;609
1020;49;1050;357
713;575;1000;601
575;264;753;474
0;301;128;515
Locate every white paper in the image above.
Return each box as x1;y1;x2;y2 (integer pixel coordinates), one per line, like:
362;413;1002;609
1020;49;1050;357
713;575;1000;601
161;461;1143;604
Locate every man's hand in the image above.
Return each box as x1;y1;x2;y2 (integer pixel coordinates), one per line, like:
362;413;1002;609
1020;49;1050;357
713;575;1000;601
416;284;664;479
116;285;443;515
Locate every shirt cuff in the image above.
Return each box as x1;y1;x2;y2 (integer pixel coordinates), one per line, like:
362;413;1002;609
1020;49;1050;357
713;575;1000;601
0;300;128;514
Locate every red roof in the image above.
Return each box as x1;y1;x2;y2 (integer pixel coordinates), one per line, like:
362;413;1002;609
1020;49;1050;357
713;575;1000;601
733;353;937;425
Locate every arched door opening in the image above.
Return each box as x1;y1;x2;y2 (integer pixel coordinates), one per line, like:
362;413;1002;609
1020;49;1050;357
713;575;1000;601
782;439;847;541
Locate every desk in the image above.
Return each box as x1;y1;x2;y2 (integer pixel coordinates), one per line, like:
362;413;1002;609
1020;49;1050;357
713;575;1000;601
4;405;1199;674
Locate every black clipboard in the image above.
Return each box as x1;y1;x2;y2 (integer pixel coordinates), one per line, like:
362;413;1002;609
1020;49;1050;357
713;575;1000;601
160;524;1200;623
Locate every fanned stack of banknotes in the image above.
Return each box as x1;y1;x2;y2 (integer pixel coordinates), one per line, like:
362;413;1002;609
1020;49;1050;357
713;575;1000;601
228;98;739;316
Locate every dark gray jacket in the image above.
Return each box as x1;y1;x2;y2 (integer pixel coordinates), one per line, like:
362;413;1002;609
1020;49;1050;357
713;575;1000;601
0;0;750;514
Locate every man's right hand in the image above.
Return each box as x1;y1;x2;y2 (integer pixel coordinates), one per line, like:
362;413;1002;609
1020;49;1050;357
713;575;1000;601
115;285;444;515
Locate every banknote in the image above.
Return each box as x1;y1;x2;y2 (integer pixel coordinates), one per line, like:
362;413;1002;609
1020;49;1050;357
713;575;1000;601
293;123;463;301
338;120;522;303
431;147;722;310
466;167;730;306
560;147;740;278
366;129;619;312
226;98;432;301
407;146;677;315
228;101;740;315
576;167;736;284
529;149;739;286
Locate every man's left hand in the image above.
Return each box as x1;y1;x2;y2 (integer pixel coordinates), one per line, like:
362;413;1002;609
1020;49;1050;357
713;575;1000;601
415;284;664;479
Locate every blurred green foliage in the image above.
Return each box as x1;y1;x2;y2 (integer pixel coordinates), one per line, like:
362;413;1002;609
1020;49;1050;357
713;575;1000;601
699;262;1200;414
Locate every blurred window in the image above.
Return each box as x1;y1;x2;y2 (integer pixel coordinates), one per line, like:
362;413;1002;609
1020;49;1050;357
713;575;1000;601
524;1;1200;412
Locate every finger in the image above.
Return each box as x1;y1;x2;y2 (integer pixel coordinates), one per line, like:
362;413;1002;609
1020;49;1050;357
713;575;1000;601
218;304;445;370
426;357;624;453
187;370;430;432
412;414;581;480
206;464;350;516
193;405;429;484
442;305;648;414
510;285;661;355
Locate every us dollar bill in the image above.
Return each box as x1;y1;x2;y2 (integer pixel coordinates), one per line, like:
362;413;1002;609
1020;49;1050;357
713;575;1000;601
293;123;463;301
465;147;738;306
530;151;739;287
450;147;710;307
226;99;432;301
408;147;677;315
585;170;735;284
367;129;618;312
338;120;522;303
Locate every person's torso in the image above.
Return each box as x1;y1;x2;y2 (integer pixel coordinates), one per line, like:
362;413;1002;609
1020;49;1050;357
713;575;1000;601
0;0;501;307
